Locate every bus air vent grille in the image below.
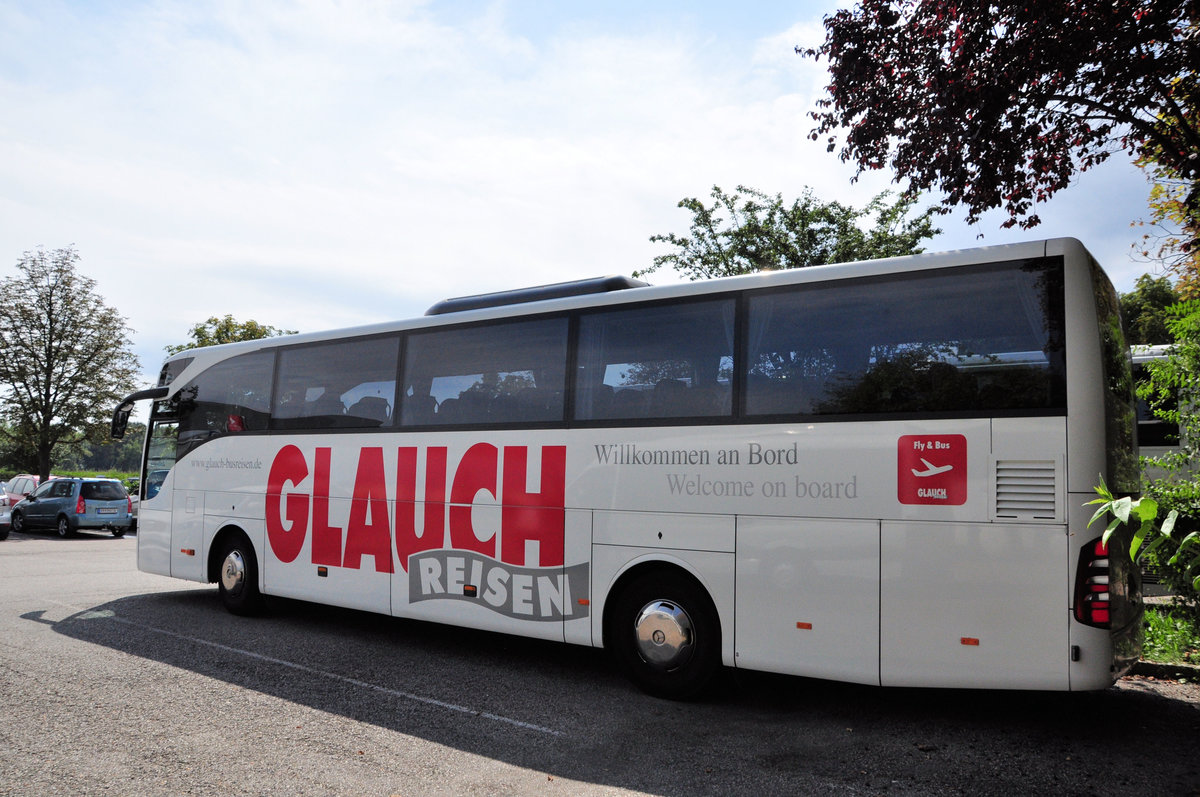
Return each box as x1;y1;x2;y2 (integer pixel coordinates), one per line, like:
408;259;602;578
994;460;1058;520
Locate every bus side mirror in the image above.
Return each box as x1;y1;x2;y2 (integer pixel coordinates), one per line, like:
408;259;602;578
111;387;170;440
111;404;132;440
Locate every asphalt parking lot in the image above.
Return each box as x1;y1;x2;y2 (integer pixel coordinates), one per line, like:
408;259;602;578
1;530;1198;796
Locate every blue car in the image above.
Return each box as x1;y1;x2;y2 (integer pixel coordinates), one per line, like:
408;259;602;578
11;478;133;538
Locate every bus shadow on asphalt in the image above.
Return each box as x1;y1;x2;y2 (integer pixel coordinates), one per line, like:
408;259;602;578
29;587;1200;794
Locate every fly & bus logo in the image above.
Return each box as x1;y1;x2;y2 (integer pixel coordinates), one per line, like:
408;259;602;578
265;443;584;618
897;434;967;505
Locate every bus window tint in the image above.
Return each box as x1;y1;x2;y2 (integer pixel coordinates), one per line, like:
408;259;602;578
575;299;735;420
400;317;568;426
157;357;193;387
271;336;399;430
174;351;275;457
744;260;1066;417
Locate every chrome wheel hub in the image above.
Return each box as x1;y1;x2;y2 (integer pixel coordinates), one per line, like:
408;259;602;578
634;600;694;670
221;550;246;594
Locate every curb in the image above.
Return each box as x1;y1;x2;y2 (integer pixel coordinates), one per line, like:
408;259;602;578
1131;659;1200;681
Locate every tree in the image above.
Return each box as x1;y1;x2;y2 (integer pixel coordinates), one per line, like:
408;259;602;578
1120;274;1181;345
1136;78;1200;296
165;314;297;355
635;185;939;281
1131;299;1200;611
54;422;146;473
799;2;1199;246
0;247;141;479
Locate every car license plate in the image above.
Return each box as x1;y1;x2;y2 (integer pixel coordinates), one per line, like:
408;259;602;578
97;507;118;514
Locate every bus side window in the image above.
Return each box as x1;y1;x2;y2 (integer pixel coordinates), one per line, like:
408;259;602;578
744;261;1065;418
271;336;399;430
400;317;568;427
1133;362;1180;446
174;351;275;457
574;298;735;422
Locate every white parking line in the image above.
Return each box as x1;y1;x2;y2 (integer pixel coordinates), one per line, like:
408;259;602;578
50;599;564;737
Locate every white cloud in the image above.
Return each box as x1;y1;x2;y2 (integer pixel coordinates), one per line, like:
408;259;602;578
0;0;1157;391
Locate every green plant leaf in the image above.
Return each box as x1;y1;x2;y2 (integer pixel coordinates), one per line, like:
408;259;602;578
1131;524;1150;559
1086;502;1112;528
1111;496;1133;525
1101;517;1122;546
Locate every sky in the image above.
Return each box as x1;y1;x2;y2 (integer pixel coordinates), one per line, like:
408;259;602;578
0;0;1162;392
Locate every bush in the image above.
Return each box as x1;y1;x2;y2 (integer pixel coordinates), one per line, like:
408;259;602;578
1143;606;1200;664
1138;299;1200;613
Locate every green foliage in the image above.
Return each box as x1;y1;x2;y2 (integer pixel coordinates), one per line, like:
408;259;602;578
1134;75;1199;295
1138;299;1200;610
799;1;1199;244
1120;274;1182;345
1086;475;1178;564
1142;606;1200;665
636;185;939;281
165;314;297;355
53;423;146;472
28;469;140;482
0;246;141;480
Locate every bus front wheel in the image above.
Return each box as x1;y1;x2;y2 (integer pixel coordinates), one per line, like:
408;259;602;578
217;535;264;616
607;569;722;700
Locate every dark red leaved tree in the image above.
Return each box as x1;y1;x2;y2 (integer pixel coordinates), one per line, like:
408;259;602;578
799;1;1199;237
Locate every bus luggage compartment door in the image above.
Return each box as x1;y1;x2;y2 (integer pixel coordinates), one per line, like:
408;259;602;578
880;520;1067;689
735;517;880;685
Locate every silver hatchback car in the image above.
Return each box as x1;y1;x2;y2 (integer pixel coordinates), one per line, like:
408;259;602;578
11;478;133;538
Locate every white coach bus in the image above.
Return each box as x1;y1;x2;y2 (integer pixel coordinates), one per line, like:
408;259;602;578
113;237;1141;698
1132;344;1188;462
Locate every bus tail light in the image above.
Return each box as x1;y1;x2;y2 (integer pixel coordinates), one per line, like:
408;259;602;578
1073;537;1111;628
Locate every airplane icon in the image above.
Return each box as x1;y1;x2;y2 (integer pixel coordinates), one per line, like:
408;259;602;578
911;458;954;478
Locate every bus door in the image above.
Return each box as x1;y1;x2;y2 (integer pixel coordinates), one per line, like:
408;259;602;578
137;419;178;578
170;488;206;581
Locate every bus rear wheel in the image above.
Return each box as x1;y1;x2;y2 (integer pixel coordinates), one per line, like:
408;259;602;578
607;569;721;700
217;534;264;616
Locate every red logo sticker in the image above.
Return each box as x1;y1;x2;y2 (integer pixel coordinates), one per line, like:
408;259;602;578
897;435;967;505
